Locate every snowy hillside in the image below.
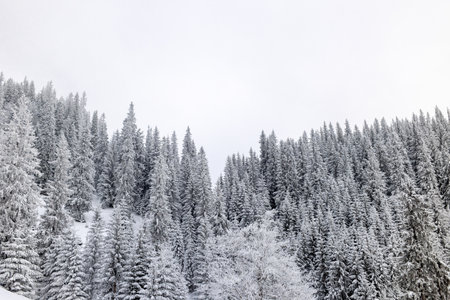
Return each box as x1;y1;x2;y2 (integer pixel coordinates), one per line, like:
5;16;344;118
72;198;144;243
0;75;449;299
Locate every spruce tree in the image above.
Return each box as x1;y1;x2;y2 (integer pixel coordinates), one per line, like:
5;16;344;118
35;82;57;185
115;103;138;211
148;152;173;248
99;207;134;300
179;128;198;289
211;184;229;236
130;225;153;299
98;131;119;208
93;113;109;189
58;231;88;300
83;209;104;299
399;190;450;299
145;243;188;300
37;133;72;258
0;226;40;299
0;95;42;299
67;120;95;222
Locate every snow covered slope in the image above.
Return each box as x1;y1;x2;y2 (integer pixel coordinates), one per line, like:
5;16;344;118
0;287;30;300
72;198;144;243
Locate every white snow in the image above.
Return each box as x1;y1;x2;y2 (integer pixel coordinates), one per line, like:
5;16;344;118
0;287;30;300
72;197;144;243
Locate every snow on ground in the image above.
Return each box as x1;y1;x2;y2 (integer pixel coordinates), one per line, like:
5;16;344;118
0;287;30;300
72;197;144;243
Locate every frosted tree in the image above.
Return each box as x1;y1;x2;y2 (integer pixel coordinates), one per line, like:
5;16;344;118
133;128;146;211
58;231;88;300
360;142;386;207
37;133;72;258
115;103;138;212
278;193;296;232
202;211;316;300
211;183;229;236
0;226;40;299
1;78;23;108
179;128;198;288
64;93;82;154
275;139;299;208
83;209;104;299
238;177;253;227
412;125;449;254
195;147;213;221
35;82;57;185
0;96;41;243
141;127;154;210
148;151;173;248
144;243;188;300
99;207;134;300
40;228;87;300
168;131;182;222
190;147;213;296
67;120;95;222
398;190;450;299
130;225;153;299
93;113;109;189
324;224;350;300
98;131;119;208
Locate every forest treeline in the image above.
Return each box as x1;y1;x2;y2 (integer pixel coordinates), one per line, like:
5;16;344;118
0;74;449;299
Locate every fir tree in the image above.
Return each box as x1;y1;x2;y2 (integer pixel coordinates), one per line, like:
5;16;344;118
211;184;229;236
145;243;188;300
148;152;173;248
399;190;450;299
0;96;41;243
98;131;119;208
83;209;104;299
99;207;134;300
35;82;57;185
67;120;95;222
37;133;72;258
58;231;88;300
0;226;40;299
93;113;109;189
115;103;138;211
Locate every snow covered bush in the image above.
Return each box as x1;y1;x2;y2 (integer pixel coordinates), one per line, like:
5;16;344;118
201;211;316;300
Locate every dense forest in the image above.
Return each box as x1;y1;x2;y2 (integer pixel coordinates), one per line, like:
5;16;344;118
0;74;449;299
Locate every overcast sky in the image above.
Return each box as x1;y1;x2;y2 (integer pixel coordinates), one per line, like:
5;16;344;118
1;0;450;179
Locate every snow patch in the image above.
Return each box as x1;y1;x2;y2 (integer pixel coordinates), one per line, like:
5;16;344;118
0;287;30;300
72;197;145;243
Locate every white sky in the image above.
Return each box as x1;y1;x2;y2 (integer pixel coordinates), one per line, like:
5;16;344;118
1;0;450;179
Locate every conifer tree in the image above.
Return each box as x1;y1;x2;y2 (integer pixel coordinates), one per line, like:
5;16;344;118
130;225;153;299
148;152;173;248
41;228;87;300
37;133;72;259
144;243;188;300
93;113;109;189
99;207;134;300
83;209;104;299
0;96;41;243
0;226;40;299
98;131;119;208
399;190;450;299
115;103;138;211
58;231;88;300
35;82;57;185
67;120;95;222
211;184;229;236
179;128;198;288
